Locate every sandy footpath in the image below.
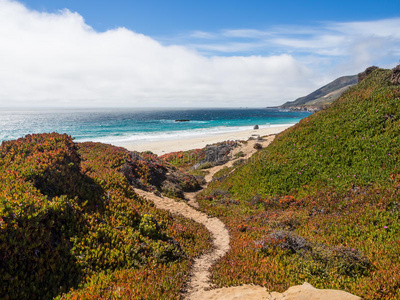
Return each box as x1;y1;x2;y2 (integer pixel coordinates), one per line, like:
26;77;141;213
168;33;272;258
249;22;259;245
118;125;292;155
133;137;275;299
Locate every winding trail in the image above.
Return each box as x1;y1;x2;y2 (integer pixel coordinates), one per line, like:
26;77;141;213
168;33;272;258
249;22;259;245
134;137;274;299
134;136;361;300
134;188;230;299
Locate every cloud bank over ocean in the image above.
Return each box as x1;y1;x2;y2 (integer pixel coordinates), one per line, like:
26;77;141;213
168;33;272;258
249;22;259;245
0;0;399;107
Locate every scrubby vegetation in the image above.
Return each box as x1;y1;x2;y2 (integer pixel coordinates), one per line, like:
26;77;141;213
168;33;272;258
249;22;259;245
0;134;211;299
197;68;400;299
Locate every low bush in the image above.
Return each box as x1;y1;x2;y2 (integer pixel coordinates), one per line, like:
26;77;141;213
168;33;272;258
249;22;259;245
232;159;246;166
256;230;311;255
256;230;371;276
197;162;214;170
253;143;262;150
234;151;245;158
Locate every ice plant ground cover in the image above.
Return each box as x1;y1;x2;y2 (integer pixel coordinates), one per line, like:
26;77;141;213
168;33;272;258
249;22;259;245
190;68;400;299
1;67;399;299
0;134;211;299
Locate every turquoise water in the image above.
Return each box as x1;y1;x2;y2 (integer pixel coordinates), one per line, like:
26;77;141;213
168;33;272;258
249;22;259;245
0;108;311;144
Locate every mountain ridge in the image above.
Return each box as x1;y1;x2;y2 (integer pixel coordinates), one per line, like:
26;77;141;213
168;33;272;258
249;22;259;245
280;74;358;110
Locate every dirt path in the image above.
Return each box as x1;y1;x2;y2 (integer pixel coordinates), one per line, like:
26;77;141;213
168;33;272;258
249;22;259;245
134;188;230;299
134;136;275;299
134;135;361;300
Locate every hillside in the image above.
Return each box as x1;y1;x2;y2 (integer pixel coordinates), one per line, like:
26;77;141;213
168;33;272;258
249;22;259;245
0;134;211;299
196;67;400;299
280;75;358;110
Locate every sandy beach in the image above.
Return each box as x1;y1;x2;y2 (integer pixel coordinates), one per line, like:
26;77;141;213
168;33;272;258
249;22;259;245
119;124;292;155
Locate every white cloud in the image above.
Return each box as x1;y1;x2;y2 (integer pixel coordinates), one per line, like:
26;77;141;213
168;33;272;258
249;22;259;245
182;19;400;79
1;0;399;108
189;31;217;39
329;19;400;38
222;29;272;39
188;41;269;54
0;0;315;107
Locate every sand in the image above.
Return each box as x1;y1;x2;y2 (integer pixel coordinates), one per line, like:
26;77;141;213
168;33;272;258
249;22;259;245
118;125;292;155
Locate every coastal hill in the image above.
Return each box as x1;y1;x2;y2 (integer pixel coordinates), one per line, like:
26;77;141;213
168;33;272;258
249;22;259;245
280;75;358;110
0;136;211;299
196;66;400;299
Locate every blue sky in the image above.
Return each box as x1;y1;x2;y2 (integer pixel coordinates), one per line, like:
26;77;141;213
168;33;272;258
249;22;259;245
20;0;400;36
1;0;400;107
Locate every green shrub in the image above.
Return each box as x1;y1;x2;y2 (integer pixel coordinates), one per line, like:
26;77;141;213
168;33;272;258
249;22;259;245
234;151;245;158
198;162;214;170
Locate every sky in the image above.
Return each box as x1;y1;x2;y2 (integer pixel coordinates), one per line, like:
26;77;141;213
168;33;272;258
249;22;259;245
1;0;400;108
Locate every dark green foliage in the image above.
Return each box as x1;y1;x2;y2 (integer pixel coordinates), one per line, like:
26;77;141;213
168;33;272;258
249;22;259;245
0;196;84;299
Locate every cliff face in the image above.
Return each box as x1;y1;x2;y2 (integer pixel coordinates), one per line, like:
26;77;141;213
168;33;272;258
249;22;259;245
281;75;358;110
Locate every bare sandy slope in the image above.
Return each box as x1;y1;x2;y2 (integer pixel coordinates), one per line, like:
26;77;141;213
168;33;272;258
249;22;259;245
133;136;361;299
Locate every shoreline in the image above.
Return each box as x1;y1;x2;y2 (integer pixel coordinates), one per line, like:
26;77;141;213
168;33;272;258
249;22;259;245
118;124;292;155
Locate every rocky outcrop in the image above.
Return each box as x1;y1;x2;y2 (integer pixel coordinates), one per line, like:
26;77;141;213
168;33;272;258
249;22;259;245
121;151;200;198
196;282;361;299
390;64;400;85
267;282;361;300
358;66;379;82
253;125;259;129
193;142;237;169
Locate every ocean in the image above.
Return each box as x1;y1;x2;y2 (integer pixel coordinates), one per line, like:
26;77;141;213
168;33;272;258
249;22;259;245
0;108;311;145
